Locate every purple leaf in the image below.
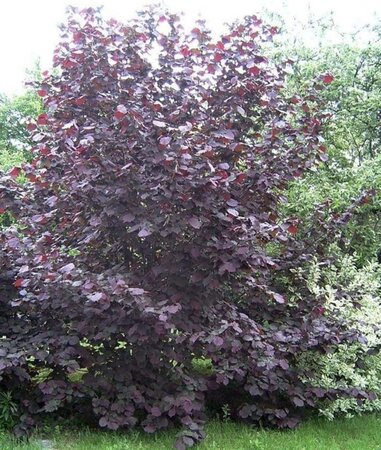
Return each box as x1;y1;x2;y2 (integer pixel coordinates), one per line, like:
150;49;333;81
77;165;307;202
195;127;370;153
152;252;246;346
153;120;166;128
213;336;224;347
237;106;247;117
128;288;145;296
59;263;75;273
87;292;104;302
138;228;152;238
273;293;286;304
227;208;239;217
159;136;171;146
188;217;202;229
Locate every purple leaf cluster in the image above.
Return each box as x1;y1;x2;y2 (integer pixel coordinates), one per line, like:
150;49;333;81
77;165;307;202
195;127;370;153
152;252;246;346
0;6;371;448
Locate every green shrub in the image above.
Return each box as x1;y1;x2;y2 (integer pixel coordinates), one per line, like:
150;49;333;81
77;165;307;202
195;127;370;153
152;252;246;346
0;391;18;429
291;250;381;418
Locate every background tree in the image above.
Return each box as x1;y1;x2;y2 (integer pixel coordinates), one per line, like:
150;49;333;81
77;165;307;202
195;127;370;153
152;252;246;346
0;62;43;168
272;17;381;263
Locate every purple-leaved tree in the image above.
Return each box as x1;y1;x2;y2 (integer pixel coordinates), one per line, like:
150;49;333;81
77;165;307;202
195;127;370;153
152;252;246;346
0;6;371;449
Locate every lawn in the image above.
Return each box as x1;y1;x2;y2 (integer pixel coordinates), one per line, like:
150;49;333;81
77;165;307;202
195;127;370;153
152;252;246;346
1;415;380;450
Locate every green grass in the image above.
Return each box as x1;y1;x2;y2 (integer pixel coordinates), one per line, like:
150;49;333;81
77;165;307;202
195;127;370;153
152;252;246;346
1;415;381;450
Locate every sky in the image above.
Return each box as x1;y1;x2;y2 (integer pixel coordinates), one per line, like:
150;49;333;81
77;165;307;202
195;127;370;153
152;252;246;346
0;0;380;96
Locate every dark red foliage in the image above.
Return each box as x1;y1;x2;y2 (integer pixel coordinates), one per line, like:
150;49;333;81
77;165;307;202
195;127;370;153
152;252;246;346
0;7;368;448
322;73;334;84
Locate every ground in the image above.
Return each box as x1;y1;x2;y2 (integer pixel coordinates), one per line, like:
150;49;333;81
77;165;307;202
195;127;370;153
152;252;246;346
1;415;380;450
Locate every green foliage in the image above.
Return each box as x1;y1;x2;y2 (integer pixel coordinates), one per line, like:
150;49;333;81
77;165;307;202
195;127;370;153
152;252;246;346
191;358;214;376
0;391;18;429
274;19;381;264
291;43;380;164
274;17;381;165
285;155;381;263
0;149;25;172
0;91;42;159
67;368;88;383
291;251;381;419
0;89;41;228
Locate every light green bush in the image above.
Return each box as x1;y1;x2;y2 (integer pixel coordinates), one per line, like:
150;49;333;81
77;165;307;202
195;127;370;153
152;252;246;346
291;251;381;418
